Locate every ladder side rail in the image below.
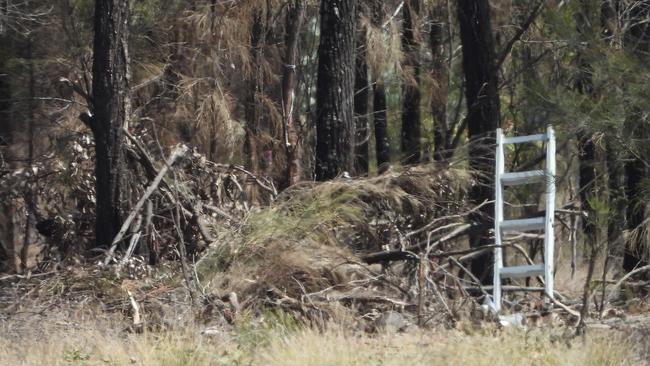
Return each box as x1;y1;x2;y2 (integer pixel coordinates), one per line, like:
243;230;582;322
494;128;505;311
544;126;556;302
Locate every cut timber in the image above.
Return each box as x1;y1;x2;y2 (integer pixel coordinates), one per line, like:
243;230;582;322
502;133;547;144
500;263;545;279
500;170;546;186
500;217;545;232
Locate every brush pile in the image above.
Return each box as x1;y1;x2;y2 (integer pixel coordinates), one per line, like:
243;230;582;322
1;131;583;332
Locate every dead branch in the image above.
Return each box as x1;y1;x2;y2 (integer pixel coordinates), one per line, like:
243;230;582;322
126;289;143;331
607;264;650;302
362;223;475;264
104;144;189;266
204;203;241;224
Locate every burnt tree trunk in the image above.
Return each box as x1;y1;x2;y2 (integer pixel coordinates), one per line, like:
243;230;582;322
281;0;305;187
315;0;357;180
370;0;390;169
457;0;500;282
431;1;448;161
86;0;131;248
354;11;369;175
401;0;422;164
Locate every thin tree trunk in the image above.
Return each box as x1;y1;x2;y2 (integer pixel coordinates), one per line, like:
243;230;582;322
85;0;131;248
373;83;390;169
370;0;390;169
623;154;648;272
401;0;421;164
315;0;357;180
21;37;36;272
457;0;500;282
354;13;369;175
601;137;627;314
0;31;12;268
245;10;264;201
574;0;601;332
431;0;448;161
282;0;305;187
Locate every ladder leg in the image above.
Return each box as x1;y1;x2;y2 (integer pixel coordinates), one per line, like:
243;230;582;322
494;129;505;311
544;126;556;304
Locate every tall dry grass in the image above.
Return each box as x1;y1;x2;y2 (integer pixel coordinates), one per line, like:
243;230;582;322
0;322;641;366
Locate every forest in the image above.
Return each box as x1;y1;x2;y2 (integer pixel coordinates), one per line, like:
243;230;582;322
1;0;650;364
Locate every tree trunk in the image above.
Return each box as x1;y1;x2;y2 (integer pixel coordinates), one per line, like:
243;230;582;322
374;83;390;169
354;13;369;175
457;0;500;282
282;0;305;187
401;0;421;164
0;31;11;268
622;0;650;273
431;0;448;161
370;0;390;169
573;0;602;331
245;10;264;201
0;33;10;149
87;0;131;248
315;0;357;180
21;37;36;272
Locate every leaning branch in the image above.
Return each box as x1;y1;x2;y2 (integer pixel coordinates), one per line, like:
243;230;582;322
362;223;475;264
103;144;189;265
494;1;544;71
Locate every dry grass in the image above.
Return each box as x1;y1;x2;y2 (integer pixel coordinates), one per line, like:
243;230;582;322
195;164;472;317
0;322;641;366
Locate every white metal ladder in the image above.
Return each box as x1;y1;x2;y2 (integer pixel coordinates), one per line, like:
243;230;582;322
493;126;556;312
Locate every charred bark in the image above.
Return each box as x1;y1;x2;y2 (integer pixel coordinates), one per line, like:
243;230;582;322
315;0;357;180
87;0;131;248
401;0;422;164
457;0;500;282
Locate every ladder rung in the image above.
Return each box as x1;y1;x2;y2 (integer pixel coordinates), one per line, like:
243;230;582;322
499;217;545;232
468;285;546;292
500;264;545;279
502;134;547;144
500;170;546;186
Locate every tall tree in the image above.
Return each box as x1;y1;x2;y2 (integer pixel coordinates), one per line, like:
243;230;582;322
401;0;422;164
457;0;500;281
315;0;358;180
81;0;131;248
